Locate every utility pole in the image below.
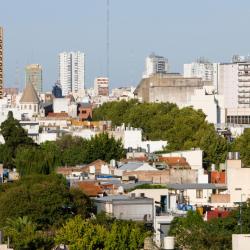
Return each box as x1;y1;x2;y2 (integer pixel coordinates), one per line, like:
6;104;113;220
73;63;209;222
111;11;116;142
106;0;110;79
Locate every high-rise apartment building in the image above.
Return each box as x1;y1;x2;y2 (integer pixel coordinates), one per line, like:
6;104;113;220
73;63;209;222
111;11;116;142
25;64;43;93
94;77;109;96
143;53;168;78
218;56;250;108
59;52;85;96
184;59;213;80
184;58;218;89
0;27;3;99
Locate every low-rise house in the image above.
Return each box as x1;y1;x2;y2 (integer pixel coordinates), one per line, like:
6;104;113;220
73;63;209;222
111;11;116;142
161;149;203;170
122;168;198;184
167;183;227;207
116;161;158;176
226;158;250;203
81;159;115;176
158;157;191;169
76;181;105;197
94;195;153;222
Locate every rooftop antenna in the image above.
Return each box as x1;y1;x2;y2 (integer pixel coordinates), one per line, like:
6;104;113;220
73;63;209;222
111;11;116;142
106;0;110;79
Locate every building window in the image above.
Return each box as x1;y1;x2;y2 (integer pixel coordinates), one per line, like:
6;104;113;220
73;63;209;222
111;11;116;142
196;189;203;199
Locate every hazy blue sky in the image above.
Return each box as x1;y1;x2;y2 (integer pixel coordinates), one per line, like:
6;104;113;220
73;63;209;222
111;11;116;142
1;0;250;90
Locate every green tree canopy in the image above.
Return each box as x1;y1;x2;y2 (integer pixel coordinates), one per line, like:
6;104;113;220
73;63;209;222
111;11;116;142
55;215;150;250
0;174;93;229
169;204;250;250
0;111;34;168
232;128;250;166
4;216;53;250
93;101;229;166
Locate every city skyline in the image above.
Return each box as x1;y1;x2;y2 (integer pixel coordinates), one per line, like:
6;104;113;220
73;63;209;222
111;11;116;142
1;0;250;91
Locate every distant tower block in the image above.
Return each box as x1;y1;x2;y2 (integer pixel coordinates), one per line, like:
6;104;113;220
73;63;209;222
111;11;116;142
25;64;43;93
0;27;3;99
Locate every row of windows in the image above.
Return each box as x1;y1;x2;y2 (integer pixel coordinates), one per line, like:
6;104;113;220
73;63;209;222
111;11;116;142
227;116;250;124
20;104;37;112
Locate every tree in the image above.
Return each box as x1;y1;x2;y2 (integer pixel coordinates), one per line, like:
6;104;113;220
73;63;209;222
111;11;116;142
84;133;125;163
0;111;34;168
0;174;92;229
4;216;53;250
93;101;229;166
56;135;87;166
104;220;150;250
233;128;250;166
55;215;107;250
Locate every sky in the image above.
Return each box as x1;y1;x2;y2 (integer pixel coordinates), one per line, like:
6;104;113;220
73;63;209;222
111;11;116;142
1;0;250;91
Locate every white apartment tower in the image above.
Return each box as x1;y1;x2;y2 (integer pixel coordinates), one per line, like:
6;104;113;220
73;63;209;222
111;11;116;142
218;56;250;108
143;53;168;78
59;52;85;96
184;58;218;89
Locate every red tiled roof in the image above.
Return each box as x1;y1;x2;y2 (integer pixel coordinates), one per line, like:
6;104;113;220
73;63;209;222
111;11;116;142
47;112;69;118
77;182;104;197
158;157;190;169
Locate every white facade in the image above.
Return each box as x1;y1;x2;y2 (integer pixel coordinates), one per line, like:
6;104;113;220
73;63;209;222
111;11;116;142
226;159;250;203
143;53;168;78
218;63;238;108
53;98;70;113
59;51;85;96
38;132;57;144
188;85;225;124
162;149;203;170
232;234;250;250
218;58;250;108
184;61;214;81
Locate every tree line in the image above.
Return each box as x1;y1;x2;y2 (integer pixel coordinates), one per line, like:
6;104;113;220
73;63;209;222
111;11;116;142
169;203;250;250
0;111;125;176
0;174;150;249
93;100;250;167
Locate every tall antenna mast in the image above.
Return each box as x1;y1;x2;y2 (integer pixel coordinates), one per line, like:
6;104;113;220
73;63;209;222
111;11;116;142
106;0;110;78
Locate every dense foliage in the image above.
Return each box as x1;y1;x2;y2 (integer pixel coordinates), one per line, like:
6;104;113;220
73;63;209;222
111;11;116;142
93;100;229;166
0;111;34;168
55;215;150;250
169;204;250;250
232;128;250;166
0;112;124;174
0;174;92;229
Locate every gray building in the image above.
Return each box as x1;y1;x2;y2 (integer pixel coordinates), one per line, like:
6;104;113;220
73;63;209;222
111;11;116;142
94;195;153;222
134;73;208;106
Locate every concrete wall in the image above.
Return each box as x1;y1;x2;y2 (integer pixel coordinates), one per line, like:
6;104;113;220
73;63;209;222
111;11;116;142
226;160;250;203
135;74;206;107
113;201;153;221
232;234;250;250
123;169;197;184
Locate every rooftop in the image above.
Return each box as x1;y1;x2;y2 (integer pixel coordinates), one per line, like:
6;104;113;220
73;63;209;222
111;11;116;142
20;83;39;104
167;183;227;190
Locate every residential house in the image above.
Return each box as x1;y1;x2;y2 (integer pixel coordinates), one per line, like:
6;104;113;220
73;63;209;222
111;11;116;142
94;195;153;222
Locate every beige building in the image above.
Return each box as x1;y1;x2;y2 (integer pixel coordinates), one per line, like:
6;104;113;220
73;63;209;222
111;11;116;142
0;27;3;99
25;64;43;93
134;73;208;106
19;82;40;119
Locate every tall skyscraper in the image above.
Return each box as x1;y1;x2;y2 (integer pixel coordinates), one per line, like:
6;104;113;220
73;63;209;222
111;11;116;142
143;53;169;78
0;27;3;99
25;64;43;93
59;51;85;96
